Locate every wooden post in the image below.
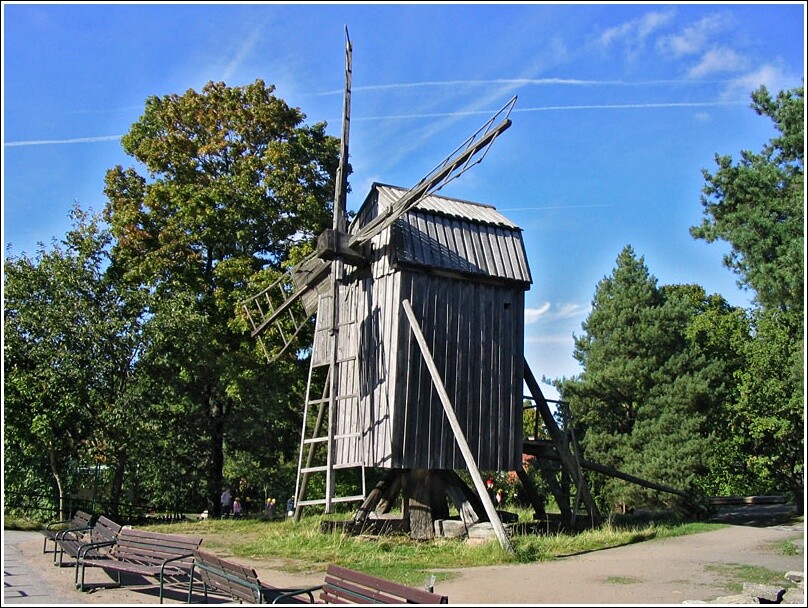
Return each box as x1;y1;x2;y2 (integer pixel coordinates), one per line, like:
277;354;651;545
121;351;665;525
402;299;515;554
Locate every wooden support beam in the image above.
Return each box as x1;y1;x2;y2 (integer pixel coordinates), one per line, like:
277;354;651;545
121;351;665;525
402;299;514;554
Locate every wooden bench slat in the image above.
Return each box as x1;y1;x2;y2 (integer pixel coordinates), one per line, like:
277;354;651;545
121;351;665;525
188;553;447;605
56;515;122;568
77;527;203;603
42;510;94;556
190;549;321;604
319;564;448;604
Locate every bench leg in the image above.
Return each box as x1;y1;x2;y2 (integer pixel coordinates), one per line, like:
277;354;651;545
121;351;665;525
187;566;195;604
55;546;65;567
187;565;208;604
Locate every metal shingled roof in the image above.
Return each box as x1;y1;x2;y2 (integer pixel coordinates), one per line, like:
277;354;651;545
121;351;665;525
371;184;532;285
375;183;521;229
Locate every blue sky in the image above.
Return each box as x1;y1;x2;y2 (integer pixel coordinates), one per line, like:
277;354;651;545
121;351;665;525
3;2;805;399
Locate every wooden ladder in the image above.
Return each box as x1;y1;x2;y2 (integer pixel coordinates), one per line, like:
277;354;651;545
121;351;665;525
293;280;366;518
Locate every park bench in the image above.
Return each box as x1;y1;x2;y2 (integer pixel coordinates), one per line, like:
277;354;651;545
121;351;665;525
76;527;203;603
188;556;447;605
187;549;320;604
54;514;122;568
41;509;94;556
313;564;448;604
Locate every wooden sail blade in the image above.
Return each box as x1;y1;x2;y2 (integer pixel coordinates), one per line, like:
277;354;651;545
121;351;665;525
245;257;331;338
332;27;352;234
349;96;516;248
240;253;332;363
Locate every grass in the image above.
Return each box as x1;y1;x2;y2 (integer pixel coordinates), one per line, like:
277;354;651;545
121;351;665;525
13;506;795;589
127;509;728;587
603;575;642;585
3;515;41;531
704;563;798;595
775;538;801;556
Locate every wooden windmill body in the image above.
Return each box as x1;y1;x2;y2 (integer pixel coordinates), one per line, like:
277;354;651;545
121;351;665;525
242;33;604;548
312;182;532;474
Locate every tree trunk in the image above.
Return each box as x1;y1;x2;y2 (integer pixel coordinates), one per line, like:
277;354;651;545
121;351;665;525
402;469;450;540
208;391;225;518
48;446;65;520
109;451;128;519
792;473;804;515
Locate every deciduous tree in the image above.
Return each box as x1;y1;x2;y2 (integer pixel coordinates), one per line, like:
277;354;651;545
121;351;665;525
103;79;341;515
4;208;146;518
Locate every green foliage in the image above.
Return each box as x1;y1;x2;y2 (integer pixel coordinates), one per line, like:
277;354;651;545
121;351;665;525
4;207;147;516
691;85;803;316
558;247;750;511
729;309;804;497
692;85;804;508
557;86;804;514
102;79;341;515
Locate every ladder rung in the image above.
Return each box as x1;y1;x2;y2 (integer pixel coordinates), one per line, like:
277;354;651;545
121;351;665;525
331;495;365;503
301;465;329;474
298;495;365;507
301;461;363;473
304;433;360;445
306;394;358;406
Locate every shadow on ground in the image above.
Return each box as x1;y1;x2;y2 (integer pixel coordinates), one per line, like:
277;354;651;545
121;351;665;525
709;503;802;528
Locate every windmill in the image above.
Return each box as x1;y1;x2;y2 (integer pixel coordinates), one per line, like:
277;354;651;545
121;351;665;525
241;31;602;550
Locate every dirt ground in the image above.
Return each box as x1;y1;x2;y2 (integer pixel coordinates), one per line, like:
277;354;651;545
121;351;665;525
5;504;805;606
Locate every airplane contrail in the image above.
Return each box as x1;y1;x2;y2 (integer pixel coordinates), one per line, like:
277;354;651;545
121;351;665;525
356;99;746;121
4;100;745;147
4;135;122;147
317;77;734;96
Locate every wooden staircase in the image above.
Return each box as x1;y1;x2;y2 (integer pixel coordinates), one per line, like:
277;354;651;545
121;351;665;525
522;362;602;528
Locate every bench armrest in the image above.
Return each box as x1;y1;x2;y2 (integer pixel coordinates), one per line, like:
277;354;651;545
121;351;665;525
158;552;194;576
55;524;93;541
77;539;116;560
269;584;323;604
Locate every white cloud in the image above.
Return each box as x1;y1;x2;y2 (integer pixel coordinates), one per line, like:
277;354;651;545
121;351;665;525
687;47;748;78
525;302;590;324
599;10;676;53
723;64;797;99
555;303;591;320
525;302;551;323
221;27;262;83
657;13;729;57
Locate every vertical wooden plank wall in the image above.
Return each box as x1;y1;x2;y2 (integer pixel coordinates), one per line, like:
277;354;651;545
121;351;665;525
325;182;530;472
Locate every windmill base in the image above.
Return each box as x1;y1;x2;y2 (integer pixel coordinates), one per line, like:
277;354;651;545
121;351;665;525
322;468;524;542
